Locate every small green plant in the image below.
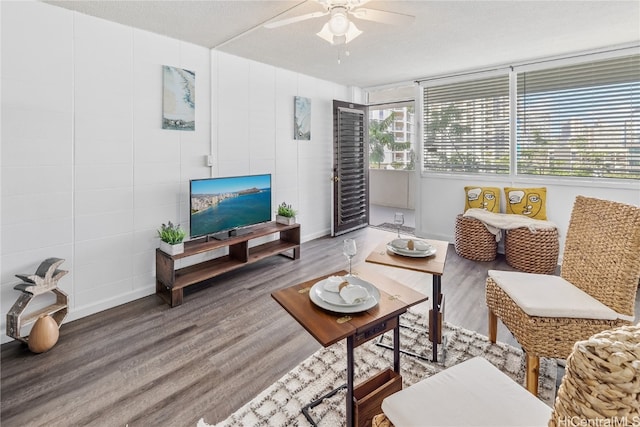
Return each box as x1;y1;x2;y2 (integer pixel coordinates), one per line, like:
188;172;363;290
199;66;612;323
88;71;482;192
277;202;297;218
157;221;186;244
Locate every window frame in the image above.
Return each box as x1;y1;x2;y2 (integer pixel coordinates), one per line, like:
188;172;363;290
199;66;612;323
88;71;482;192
418;48;640;187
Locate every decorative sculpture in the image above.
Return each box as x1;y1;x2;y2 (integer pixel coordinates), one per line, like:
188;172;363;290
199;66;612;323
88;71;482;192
28;315;60;353
6;258;69;349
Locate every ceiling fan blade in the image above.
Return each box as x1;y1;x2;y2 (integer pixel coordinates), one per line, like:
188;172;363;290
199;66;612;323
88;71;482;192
317;0;371;8
264;11;328;29
350;8;415;25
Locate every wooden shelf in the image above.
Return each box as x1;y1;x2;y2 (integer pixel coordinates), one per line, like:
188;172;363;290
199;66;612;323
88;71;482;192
6;287;69;344
20;303;68;327
156;221;300;307
173;222;300;259
248;240;299;262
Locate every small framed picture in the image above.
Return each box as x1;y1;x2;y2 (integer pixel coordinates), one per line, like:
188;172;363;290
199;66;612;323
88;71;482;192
294;96;311;140
163;65;195;131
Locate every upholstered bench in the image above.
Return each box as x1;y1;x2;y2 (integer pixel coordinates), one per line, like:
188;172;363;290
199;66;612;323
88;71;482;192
377;357;551;426
374;324;640;427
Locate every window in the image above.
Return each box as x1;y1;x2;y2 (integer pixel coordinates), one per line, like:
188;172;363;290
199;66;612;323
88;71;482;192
517;55;640;179
422;75;510;174
420;53;640;180
369;102;415;170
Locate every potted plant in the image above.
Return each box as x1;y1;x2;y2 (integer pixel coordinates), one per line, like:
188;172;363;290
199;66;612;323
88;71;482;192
157;221;186;255
276;202;297;225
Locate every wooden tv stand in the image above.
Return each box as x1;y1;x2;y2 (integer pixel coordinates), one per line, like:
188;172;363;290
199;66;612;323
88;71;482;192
155;221;300;307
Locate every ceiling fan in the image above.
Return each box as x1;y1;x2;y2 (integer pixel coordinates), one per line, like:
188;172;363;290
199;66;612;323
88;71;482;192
264;0;415;45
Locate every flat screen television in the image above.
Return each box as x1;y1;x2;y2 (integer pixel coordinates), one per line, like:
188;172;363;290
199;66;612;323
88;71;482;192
190;174;272;240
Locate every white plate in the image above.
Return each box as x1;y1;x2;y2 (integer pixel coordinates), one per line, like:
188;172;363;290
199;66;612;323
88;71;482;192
315;276;375;306
310;276;380;313
386;243;436;258
390;238;432;252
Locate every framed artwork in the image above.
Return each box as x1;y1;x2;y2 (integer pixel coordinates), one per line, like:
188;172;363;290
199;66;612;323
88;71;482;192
162;65;195;131
294;96;311;140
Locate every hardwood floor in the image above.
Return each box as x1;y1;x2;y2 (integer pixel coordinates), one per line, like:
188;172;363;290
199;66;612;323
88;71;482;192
2;226;638;426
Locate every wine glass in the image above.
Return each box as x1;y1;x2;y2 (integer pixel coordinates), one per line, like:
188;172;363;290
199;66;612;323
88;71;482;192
393;212;405;238
343;239;357;276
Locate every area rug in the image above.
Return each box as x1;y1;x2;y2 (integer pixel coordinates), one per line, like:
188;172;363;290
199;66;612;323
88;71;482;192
198;310;556;427
371;223;416;236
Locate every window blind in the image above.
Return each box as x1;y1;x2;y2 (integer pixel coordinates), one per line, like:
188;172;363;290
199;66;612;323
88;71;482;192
423;75;510;174
517;55;640;179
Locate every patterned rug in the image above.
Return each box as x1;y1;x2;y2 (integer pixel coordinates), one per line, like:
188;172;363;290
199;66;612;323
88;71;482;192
371;223;416;236
198;310;556;427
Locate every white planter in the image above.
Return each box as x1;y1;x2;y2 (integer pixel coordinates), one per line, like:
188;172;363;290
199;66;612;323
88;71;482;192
159;241;184;256
276;215;296;225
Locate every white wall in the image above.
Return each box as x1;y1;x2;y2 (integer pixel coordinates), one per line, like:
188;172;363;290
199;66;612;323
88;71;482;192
211;52;350;241
417;174;640;258
1;1;352;343
370;169;416;209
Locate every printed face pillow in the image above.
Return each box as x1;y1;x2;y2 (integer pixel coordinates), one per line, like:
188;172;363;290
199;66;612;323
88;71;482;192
464;186;500;213
504;187;547;220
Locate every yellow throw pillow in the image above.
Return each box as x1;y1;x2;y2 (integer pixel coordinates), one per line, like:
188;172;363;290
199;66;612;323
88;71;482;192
464;186;500;213
504;187;547;220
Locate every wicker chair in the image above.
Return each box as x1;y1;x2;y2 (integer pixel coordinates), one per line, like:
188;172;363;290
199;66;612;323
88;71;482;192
486;195;640;396
549;323;640;425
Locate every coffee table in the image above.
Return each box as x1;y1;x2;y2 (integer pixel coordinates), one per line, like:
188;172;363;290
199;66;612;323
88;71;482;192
271;269;427;427
365;238;448;362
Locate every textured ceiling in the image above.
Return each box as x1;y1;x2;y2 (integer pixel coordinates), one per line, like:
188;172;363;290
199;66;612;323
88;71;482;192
45;0;640;88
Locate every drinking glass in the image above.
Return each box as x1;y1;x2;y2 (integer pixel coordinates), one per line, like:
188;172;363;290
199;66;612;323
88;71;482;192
393;212;405;237
343;239;357;276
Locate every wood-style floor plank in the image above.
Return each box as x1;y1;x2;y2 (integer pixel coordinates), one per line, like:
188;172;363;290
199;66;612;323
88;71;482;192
2;226;638;426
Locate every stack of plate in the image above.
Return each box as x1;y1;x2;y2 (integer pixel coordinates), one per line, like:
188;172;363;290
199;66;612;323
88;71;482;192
309;275;380;313
386;238;436;258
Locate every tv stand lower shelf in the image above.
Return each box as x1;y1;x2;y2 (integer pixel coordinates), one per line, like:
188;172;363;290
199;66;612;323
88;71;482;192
155;222;300;307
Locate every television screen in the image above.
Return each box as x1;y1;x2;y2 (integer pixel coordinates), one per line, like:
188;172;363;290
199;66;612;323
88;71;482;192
190;174;272;239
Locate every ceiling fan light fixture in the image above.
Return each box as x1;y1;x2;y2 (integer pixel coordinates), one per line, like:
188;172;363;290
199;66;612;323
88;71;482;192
316;12;362;45
317;22;337;44
328;9;349;35
344;21;362;43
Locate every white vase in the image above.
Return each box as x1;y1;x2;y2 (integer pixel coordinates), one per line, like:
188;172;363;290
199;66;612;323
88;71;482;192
160;241;184;256
276;215;296;225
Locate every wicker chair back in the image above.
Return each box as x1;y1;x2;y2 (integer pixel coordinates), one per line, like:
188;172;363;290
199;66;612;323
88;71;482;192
561;196;640;317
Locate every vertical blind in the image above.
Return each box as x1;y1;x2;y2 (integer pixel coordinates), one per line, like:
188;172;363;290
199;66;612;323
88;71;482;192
517;55;640;179
423;75;510;174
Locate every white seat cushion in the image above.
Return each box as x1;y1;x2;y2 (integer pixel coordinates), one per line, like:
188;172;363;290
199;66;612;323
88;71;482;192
381;357;552;426
488;270;634;322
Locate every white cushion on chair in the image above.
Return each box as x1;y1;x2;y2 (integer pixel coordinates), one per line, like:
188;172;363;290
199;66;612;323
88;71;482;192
488;270;634;322
381;357;551;426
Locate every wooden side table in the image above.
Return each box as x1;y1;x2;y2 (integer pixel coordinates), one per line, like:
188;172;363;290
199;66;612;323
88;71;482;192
365;239;449;362
272;270;427;427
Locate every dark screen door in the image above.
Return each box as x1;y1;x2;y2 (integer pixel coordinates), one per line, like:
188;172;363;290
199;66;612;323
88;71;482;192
332;100;369;236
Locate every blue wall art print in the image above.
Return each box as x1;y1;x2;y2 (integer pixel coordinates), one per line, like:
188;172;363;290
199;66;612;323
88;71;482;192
163;65;195;131
294;96;311;140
